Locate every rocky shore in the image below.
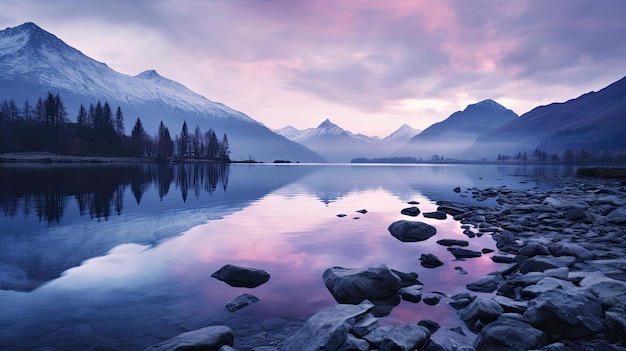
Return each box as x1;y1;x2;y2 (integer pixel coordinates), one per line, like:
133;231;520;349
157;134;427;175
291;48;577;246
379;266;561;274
143;173;626;351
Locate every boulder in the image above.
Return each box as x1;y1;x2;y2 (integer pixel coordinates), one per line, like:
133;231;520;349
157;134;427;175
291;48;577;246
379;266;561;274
520;276;576;298
519;255;576;273
474;315;546;351
363;324;431;351
522;288;605;340
422;293;443;306
322;265;401;308
466;274;503;293
282;302;373;351
493;295;528;314
391;269;421;287
548;242;593;261
423;211;447;220
447;248;482;259
401;206;421;217
400;284;423;303
388;220;436;242
224;293;260;312
606;206;626;224
142;325;234;351
605;309;626;345
420;254;444;268
211;264;271;288
519;242;550;257
436;239;469;247
579;272;626;309
352;313;379;337
424;326;474;351
338;334;369;351
458;296;504;332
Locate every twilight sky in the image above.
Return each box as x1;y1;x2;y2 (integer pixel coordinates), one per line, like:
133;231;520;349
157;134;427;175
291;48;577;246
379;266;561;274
1;0;625;136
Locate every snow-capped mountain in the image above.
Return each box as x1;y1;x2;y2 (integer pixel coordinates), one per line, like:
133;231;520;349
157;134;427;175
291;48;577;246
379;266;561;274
275;119;420;162
470;76;626;158
395;99;518;159
0;22;326;162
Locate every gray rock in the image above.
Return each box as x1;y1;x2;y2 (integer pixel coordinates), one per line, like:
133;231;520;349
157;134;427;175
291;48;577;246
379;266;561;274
519;255;576;273
142;325;234;351
458;296;504;332
400;284;423;303
548;242;593;261
224;293;260;312
352;313;378;337
466;275;502;293
563;207;587;221
425;327;474;351
401;206;421;217
423;294;442;306
423;211;447;220
322;265;401;307
519;242;550;257
282;302;373;351
211;264;271;288
391;269;421;287
337;334;369;351
605;309;626;344
420;253;444;268
579;272;626;309
474;315;546;351
606;206;626;224
363;324;431;351
436;239;469;247
493;295;528;314
491;255;515;264
437;205;465;216
388;220;436;242
447;248;482;259
522;288;605;340
520;276;576;298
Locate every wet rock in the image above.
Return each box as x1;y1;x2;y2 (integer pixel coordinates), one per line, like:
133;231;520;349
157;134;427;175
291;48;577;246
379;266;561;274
142;325;234;351
466;274;503;293
400;206;421;217
454;266;468;275
521;276;577;299
519;255;576;273
336;214;347;218
418;319;441;334
522;288;605;341
447;248;482;259
338;334;369;351
606;206;626;224
363;324;431;351
388;220;436;242
436;239;469;247
453;187;461;193
420;254;444;268
437;204;465;216
224;293;260;312
282;302;373;351
400;284;423;303
423;294;442;306
322;265;401;307
458;296;504;333
423;211;447;220
356;209;368;214
424;326;474;351
492;231;521;253
493;295;528;314
519;242;550;257
352;313;378;337
474;314;546;351
391;269;421;287
449;292;473;310
211;264;271;288
549;242;593;261
491;255;515;264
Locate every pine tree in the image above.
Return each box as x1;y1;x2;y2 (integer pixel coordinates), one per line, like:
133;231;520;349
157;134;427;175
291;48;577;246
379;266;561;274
130;117;147;157
193;125;202;159
76;104;88;136
205;128;219;159
115;106;125;136
178;121;190;158
219;133;230;161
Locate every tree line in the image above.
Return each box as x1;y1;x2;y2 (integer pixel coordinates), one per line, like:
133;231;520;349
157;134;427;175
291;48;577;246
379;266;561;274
0;93;230;162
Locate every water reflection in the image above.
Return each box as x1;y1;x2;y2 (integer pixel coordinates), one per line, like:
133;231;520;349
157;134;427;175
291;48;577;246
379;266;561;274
0;164;575;350
0;163;231;223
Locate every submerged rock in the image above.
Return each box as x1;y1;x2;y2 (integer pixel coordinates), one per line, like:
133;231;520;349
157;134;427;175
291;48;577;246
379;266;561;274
423;211;447;220
420;253;444;268
401;206;421;217
388;220;436;242
224;293;260;312
211;264;271;288
447;248;482;259
436;239;469;247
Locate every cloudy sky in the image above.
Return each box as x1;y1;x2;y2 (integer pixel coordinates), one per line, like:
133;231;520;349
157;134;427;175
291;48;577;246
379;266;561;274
1;0;625;136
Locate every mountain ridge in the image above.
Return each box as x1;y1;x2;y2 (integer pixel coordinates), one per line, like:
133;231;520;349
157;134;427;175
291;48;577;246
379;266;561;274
0;22;326;162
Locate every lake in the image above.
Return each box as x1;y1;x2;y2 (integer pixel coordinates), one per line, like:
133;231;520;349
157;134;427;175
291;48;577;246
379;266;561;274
0;163;577;350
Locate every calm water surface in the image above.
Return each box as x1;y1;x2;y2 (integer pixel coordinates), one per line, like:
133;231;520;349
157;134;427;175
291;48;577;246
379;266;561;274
0;163;576;350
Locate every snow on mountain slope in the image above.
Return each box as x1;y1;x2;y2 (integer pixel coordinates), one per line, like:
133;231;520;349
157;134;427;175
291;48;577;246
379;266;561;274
0;22;326;162
275;119;420;162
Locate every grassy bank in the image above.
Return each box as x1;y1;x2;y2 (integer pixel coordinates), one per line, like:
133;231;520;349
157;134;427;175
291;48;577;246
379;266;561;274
576;166;626;179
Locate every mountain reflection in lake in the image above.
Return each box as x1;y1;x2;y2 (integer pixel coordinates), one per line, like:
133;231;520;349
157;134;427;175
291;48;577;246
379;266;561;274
0;163;576;350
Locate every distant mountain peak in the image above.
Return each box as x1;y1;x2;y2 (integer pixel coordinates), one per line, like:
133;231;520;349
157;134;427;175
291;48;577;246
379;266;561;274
135;69;162;79
465;99;508;112
318;118;337;128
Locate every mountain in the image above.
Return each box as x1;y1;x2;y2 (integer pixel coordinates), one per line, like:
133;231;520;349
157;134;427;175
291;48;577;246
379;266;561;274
470;76;626;159
395;99;518;160
0;22;326;162
275;119;420;162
